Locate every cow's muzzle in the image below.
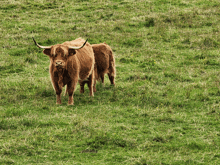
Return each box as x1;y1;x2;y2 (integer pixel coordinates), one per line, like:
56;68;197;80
55;61;64;67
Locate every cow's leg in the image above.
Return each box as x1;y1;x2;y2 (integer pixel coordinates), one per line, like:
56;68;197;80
56;92;62;104
54;83;62;104
67;80;77;105
85;79;96;92
50;77;62;104
93;79;97;92
100;73;105;84
87;71;94;96
108;73;115;85
80;81;86;93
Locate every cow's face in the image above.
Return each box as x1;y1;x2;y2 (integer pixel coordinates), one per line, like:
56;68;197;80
32;37;88;69
43;45;76;69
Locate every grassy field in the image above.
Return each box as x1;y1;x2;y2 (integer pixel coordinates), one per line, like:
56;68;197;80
1;0;220;164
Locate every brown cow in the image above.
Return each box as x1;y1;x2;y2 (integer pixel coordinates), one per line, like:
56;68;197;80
33;37;95;105
80;43;116;93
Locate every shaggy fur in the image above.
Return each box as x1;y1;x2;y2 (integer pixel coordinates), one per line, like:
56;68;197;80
80;43;116;93
38;38;95;105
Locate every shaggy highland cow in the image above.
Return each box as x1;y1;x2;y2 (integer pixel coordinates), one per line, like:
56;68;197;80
80;43;116;93
33;37;95;105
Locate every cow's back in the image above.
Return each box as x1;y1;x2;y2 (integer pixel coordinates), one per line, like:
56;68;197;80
92;43;110;73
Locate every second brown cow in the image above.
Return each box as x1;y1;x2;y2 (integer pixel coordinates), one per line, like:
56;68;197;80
80;43;116;93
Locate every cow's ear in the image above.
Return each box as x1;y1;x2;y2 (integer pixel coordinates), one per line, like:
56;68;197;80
68;49;76;56
43;49;51;56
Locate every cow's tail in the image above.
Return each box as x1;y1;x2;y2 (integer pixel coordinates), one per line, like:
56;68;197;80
108;49;116;78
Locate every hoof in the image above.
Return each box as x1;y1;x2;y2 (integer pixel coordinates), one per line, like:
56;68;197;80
68;101;74;105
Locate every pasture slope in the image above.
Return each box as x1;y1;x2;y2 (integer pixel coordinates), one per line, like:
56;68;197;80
0;0;220;164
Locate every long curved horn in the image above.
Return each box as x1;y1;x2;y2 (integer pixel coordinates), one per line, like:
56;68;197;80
32;37;52;49
68;39;88;50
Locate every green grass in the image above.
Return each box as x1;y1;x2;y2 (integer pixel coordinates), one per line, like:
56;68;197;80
1;0;220;164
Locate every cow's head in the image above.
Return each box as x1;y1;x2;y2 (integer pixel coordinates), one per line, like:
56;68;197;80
33;37;87;69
